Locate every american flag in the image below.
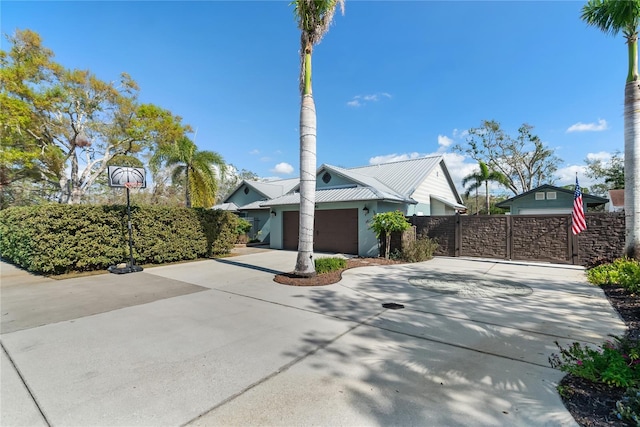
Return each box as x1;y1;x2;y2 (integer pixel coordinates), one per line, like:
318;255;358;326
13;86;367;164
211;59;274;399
572;176;586;235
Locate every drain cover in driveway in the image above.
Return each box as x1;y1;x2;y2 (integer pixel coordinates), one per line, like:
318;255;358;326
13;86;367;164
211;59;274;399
382;303;405;309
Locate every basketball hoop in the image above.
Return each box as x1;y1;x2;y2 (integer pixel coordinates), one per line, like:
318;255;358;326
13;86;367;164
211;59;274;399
124;182;143;193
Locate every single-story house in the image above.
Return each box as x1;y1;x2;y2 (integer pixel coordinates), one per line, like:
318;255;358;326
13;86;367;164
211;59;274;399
262;155;465;257
213;178;298;243
495;184;608;215
607;189;624;212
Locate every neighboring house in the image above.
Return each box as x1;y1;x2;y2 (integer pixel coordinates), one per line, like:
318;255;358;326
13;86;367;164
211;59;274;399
607;189;624;212
262;155;465;257
212;178;298;243
495;184;608;215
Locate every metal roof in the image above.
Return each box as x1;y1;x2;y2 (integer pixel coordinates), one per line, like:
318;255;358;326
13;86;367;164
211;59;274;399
262;187;414;207
348;155;443;196
211;202;239;211
238;200;269;210
223;178;298;202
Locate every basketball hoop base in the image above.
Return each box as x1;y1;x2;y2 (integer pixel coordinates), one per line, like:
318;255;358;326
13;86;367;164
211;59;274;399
108;264;144;274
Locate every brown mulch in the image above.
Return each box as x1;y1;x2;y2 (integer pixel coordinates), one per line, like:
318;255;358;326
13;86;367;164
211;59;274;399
558;284;640;426
273;257;403;286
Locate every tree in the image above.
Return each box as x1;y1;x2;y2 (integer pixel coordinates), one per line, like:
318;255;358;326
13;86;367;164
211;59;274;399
369;211;411;259
453;120;561;196
461;161;508;215
1;29;190;206
216;165;260;203
585;151;625;196
151;136;225;208
582;0;640;259
291;0;344;277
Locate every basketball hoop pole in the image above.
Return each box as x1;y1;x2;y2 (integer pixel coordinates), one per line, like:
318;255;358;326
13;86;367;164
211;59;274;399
126;185;135;268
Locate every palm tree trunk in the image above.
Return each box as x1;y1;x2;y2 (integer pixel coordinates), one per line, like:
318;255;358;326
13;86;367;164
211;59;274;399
475;188;479;215
485;180;490;215
294;93;317;276
185;167;191;208
624;79;640;259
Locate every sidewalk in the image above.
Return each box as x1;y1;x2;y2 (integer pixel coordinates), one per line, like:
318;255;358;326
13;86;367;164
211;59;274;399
1;253;625;426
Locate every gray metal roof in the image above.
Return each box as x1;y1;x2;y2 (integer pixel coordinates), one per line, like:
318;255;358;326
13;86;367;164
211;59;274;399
348;155;443;196
211;202;239;211
238;200;269;210
262;187;414;207
224;178;298;202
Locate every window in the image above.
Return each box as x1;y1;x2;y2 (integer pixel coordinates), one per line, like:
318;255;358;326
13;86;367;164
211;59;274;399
322;172;331;184
244;187;249;195
535;192;545;200
546;192;557;200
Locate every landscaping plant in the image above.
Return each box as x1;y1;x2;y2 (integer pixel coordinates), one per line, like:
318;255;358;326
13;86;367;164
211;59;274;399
369;211;411;259
587;257;640;293
401;236;438;263
315;257;347;274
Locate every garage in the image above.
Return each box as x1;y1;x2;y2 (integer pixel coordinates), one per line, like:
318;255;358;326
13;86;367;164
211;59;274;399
282;209;358;254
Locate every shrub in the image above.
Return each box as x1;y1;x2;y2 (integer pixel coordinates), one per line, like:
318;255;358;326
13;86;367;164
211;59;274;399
549;337;640;388
236;218;252;235
0;205;240;274
615;387;640;425
369;211;411;259
401;237;438;263
587;258;640;293
315;257;347;274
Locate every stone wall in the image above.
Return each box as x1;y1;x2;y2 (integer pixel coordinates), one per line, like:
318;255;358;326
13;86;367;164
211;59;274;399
394;212;625;266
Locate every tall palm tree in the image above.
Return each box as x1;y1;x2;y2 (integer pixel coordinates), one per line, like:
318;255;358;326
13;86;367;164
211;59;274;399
582;0;640;259
462;161;507;215
291;0;344;277
151;137;225;208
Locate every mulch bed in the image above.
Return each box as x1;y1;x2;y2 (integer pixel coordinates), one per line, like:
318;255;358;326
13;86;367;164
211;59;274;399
273;257;402;286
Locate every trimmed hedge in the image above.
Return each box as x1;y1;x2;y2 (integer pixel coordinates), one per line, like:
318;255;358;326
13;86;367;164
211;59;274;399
0;205;240;274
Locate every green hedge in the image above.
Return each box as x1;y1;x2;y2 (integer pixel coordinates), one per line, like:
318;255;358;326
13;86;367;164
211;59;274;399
0;205;240;274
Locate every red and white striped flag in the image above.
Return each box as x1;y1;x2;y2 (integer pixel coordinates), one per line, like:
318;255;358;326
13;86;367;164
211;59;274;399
572;176;586;235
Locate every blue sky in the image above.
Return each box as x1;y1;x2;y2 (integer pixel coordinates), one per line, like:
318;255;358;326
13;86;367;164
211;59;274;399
2;1;624;194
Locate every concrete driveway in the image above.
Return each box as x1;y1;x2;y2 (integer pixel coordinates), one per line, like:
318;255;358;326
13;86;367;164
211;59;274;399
1;252;625;426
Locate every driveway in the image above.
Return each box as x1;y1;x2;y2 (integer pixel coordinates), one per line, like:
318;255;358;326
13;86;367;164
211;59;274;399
1;252;625;426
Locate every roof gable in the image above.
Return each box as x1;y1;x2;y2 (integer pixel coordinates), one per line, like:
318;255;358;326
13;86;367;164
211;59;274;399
496;184;609;207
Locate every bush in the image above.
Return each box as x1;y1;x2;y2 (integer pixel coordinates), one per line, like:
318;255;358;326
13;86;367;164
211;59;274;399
369;211;411;259
0;205;240;274
315;257;347;274
401;237;438;263
615;387;640;425
549;336;640;388
587;258;640;293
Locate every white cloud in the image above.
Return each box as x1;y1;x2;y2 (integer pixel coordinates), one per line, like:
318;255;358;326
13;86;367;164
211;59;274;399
452;128;469;139
437;135;453;150
566;119;608;133
347;92;392;107
368;152;422;164
586;151;612;162
271;162;294;175
440;152;480;194
260;156;271;162
249;149;260;155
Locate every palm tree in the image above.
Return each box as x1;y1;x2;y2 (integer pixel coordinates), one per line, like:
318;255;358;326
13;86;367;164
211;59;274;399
151;137;225;208
291;0;344;277
462;161;507;215
582;0;640;259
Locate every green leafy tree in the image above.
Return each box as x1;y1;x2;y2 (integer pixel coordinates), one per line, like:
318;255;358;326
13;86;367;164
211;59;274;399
453;120;561;196
151;136;225;208
585;150;625;196
461;161;508;215
582;0;640;259
291;0;345;277
0;29;190;206
369;211;411;259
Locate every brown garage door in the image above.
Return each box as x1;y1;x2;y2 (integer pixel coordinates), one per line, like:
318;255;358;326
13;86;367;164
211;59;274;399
282;209;358;254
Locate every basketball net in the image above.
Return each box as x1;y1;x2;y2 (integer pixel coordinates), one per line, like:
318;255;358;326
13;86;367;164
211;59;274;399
124;182;143;193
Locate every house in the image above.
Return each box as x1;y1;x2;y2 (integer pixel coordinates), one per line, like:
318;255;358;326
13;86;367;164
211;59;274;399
262;155;465;257
495;184;608;215
212;178;298;243
607;189;624;212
